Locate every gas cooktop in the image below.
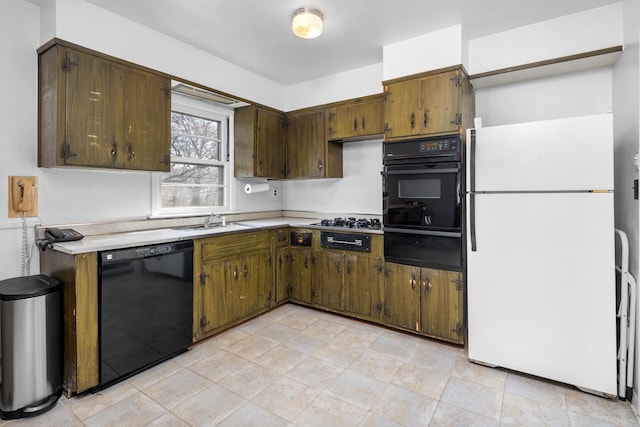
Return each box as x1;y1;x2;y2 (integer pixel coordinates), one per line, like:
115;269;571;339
313;217;382;230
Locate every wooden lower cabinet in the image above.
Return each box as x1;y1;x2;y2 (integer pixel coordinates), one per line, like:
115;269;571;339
40;250;99;396
312;249;343;309
343;254;384;320
273;228;290;304
288;246;312;303
381;262;465;344
420;268;465;344
382;263;421;331
194;230;272;340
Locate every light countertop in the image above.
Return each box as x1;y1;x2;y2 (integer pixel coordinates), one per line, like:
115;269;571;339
49;216;382;254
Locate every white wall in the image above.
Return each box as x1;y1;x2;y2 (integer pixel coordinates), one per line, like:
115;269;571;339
613;0;640;410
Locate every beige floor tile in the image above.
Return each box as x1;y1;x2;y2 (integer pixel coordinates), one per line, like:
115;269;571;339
285;356;343;389
254;323;300;344
439;376;503;421
83;392;167;427
430;401;499;427
369;331;420;362
237;316;274;334
302;318;347;339
9;399;84;427
292;392;368;426
409;340;461;373
501;392;571;426
225;334;278;360
252;376;322;422
217;362;281;399
127;360;184;391
171;384;245;426
565;388;639;426
210;328;251;349
370;383;438;426
326;370;387;410
217;402;288;427
282;332;328;355
451;357;507;390
350;349;404;383
359;412;404;427
145;412;190;426
189;349;249;382
142;369;211;409
391;364;450;400
254;345;308;374
62;380;139;420
276;311;320;330
312;340;364;368
505;372;568;409
173;339;222;367
332;325;383;350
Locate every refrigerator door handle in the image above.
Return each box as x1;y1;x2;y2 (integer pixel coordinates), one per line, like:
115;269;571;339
470;129;477;251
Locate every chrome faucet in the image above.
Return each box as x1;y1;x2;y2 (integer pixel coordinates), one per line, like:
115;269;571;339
203;212;219;229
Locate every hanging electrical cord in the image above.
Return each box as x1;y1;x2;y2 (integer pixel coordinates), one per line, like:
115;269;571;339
21;212;30;276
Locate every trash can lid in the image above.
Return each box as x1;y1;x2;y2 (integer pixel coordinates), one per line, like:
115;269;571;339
0;274;61;300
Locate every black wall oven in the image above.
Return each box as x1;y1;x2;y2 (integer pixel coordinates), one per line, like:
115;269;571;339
383;135;463;271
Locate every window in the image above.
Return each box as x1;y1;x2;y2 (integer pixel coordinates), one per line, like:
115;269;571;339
152;93;234;216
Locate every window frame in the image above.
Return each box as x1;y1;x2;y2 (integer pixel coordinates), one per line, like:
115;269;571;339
151;92;236;217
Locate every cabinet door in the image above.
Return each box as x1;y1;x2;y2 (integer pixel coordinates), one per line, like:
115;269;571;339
286;110;325;178
122;69;171;171
420;71;460;136
312;249;343;310
275;246;290;304
289;247;312;303
235;252;272;320
344;254;384;320
199;261;234;336
256;108;285;178
383;79;421;140
358;98;384;136
328;103;360;140
65;49;123;168
420;268;464;343
383;262;420;331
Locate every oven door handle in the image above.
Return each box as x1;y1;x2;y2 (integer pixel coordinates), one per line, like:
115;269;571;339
383;227;461;238
381;168;460;175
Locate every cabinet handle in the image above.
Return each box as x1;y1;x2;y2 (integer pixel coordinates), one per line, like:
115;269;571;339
336;261;342;273
423;279;432;293
361;116;365;130
127;144;135;160
110;143;118;158
233;266;238;280
243;264;248;278
304;256;309;269
259;160;263;171
423;111;428;128
353;118;358;131
410;272;416;289
410;112;415;129
346;259;352;274
317;160;324;170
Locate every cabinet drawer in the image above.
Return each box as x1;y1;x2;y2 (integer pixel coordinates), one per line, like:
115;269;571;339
200;231;270;260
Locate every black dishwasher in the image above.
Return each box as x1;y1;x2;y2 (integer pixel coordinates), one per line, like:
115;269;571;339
96;241;193;391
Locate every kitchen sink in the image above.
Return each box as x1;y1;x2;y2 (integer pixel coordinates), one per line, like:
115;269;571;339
171;222;253;231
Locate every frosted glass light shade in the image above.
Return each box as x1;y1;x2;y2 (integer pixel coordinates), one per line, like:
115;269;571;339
292;7;323;39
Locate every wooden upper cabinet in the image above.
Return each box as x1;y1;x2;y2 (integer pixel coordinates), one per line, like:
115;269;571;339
235;105;285;179
38;40;171;171
383;67;474;141
285;108;342;179
327;95;384;141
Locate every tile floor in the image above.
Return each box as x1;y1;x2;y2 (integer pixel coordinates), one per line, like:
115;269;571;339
2;303;638;426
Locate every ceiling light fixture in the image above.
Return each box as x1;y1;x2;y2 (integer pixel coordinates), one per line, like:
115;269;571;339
292;7;323;39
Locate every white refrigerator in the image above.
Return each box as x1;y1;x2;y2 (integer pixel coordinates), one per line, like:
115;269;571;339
465;113;617;396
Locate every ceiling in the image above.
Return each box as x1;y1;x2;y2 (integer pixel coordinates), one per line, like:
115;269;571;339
73;0;620;85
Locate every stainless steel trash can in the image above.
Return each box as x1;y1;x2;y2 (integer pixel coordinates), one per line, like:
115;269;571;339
0;274;62;420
